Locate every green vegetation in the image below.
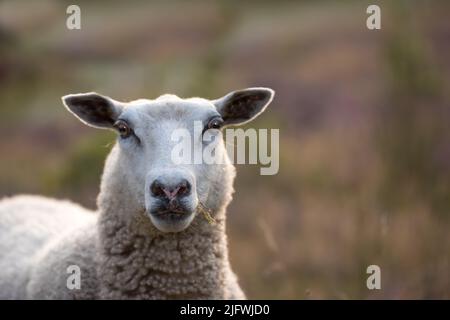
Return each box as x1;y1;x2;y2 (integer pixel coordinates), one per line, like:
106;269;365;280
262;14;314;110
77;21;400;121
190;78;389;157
0;0;449;298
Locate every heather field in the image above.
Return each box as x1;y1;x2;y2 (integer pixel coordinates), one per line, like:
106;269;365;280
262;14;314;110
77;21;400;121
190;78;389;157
0;0;449;298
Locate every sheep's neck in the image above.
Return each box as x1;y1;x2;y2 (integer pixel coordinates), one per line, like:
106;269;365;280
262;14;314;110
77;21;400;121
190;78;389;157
98;209;229;299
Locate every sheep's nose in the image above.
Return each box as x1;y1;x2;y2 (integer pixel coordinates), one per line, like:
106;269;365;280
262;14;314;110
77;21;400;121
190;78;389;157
150;179;191;200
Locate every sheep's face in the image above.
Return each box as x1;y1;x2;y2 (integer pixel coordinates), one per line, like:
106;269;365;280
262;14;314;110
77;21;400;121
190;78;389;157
62;88;274;233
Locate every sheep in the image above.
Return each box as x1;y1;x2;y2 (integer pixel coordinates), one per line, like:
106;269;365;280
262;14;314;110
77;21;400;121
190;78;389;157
0;87;275;299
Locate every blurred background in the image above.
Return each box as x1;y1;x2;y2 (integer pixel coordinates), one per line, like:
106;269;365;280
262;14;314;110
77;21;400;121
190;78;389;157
0;0;449;299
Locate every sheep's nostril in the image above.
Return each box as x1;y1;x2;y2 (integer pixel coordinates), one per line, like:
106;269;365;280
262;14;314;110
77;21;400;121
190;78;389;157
178;186;187;195
150;180;165;198
150;179;191;200
178;180;191;196
177;180;192;197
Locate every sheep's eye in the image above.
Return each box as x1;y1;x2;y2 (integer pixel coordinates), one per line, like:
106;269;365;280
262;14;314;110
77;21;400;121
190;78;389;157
206;117;224;131
113;120;132;138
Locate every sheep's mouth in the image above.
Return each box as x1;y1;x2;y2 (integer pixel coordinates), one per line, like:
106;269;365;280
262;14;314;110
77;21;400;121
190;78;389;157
148;209;195;233
152;210;190;220
152;206;187;214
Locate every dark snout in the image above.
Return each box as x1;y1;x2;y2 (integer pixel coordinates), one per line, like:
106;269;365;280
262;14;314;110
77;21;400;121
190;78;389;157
150;178;192;213
146;170;197;233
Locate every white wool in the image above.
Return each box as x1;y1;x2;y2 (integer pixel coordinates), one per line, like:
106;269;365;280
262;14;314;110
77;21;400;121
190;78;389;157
0;88;274;299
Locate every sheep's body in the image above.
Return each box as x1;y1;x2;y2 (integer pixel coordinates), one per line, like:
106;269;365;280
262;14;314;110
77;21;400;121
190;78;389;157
0;195;96;299
0;88;274;299
0;194;244;299
0;141;244;300
0;143;244;299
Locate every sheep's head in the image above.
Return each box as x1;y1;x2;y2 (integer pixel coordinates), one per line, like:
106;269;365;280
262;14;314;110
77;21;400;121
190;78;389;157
62;88;274;233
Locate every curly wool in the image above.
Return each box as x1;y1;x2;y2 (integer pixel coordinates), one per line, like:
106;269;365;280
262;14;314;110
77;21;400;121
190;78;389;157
0;88;275;299
94;144;243;300
0;187;244;299
0;148;244;299
97;206;237;299
0;137;243;299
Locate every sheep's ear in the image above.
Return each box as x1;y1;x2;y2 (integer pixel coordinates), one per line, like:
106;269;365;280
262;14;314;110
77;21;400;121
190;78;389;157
62;93;123;129
212;87;274;126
